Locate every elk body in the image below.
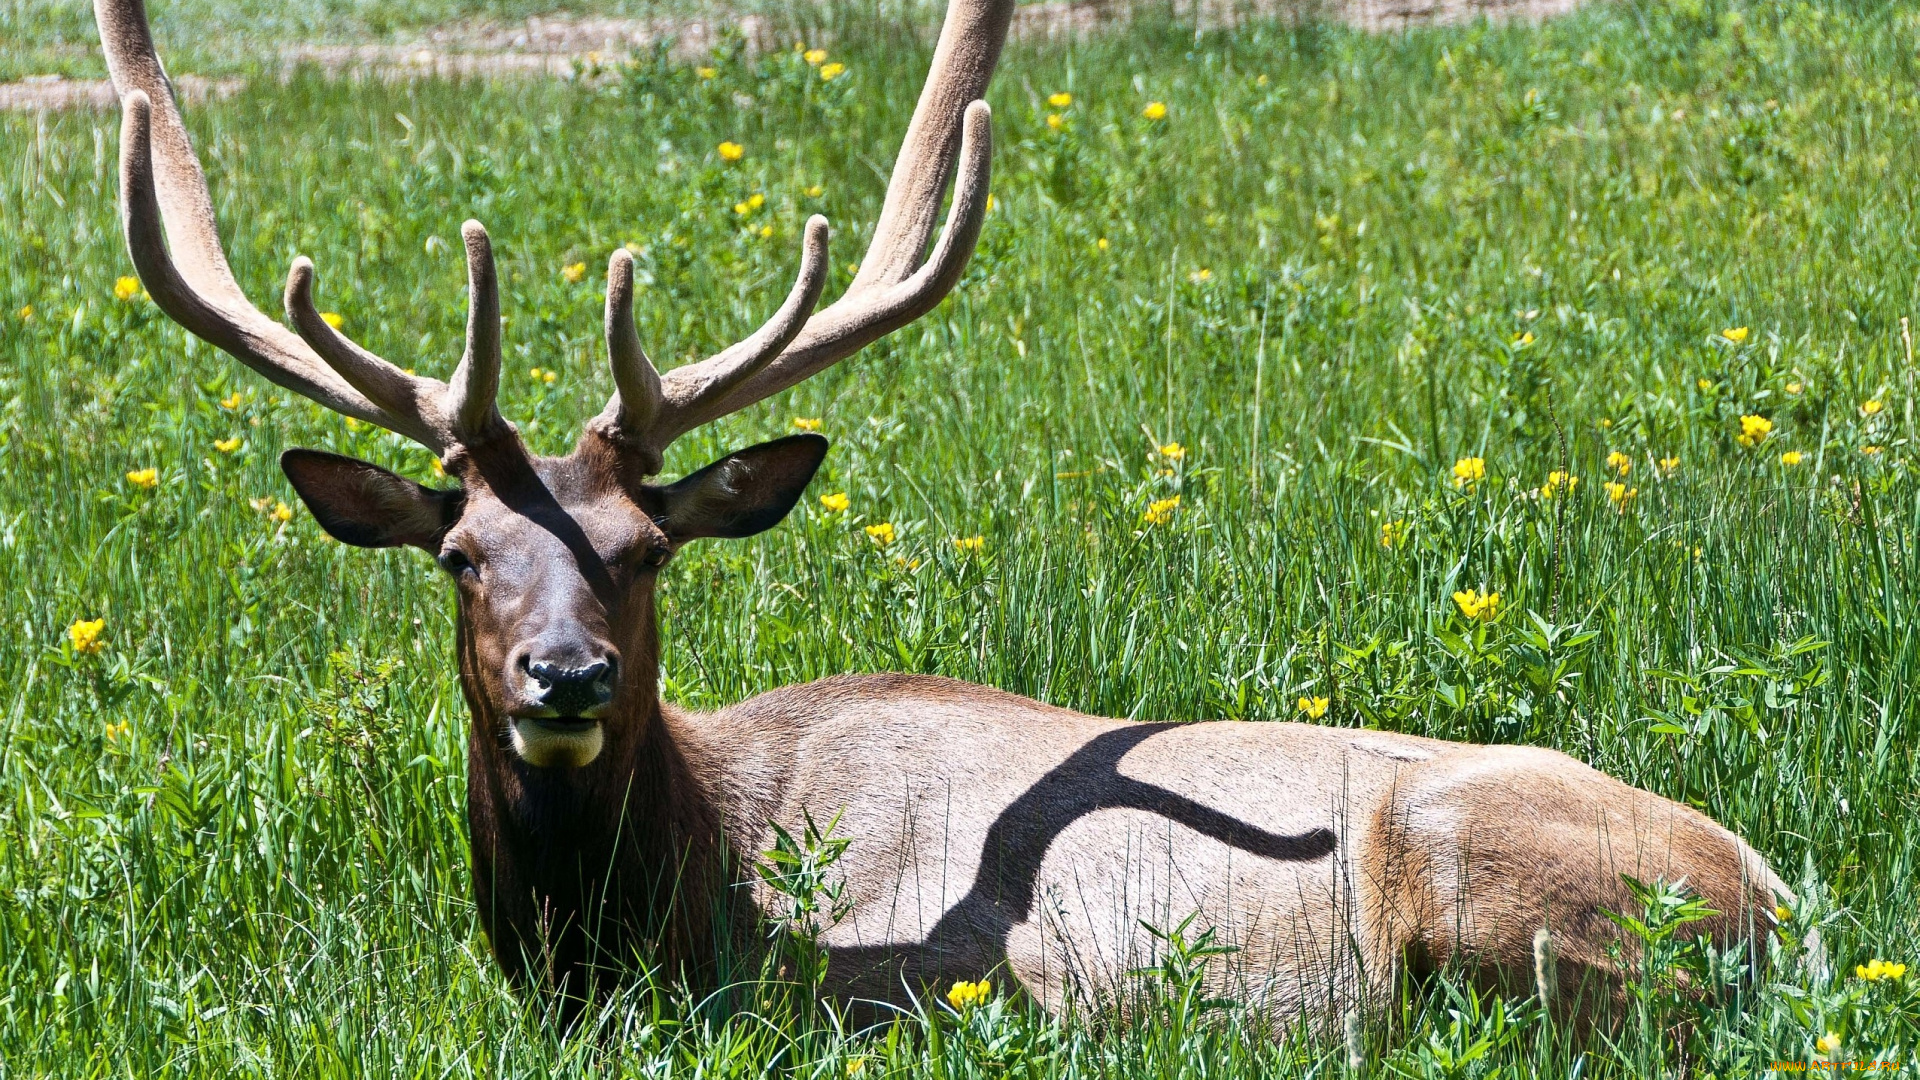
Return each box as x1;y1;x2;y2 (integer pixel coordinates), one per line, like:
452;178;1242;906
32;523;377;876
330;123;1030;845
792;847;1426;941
97;0;1796;1024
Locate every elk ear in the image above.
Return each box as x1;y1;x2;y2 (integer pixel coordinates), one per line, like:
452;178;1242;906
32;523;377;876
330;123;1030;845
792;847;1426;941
280;449;459;549
653;433;828;542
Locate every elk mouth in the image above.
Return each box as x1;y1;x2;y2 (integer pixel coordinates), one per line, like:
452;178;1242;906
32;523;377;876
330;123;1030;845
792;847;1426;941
527;716;598;733
509;716;605;768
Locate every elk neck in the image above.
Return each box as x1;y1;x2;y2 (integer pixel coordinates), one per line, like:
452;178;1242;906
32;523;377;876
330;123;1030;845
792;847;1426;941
454;450;744;998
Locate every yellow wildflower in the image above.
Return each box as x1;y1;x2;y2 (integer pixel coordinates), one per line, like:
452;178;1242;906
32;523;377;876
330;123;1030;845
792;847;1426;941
820;492;849;513
126;467;158;489
1697;377;1714;393
1158;442;1186;461
758;224;773;239
864;522;895;546
220;391;244;410
718;141;745;162
1096;237;1110;251
1774;904;1792;922
1510;331;1534;347
804;184;824;198
1046;113;1066;131
1785;381;1803;395
791;417;823;432
113;275;142;301
1297;696;1329;720
946;979;992;1009
1189;268;1211;284
1721;326;1750;344
1540;470;1578;499
1735;414;1773;447
1048;91;1073;108
1863;445;1884;456
1452;456;1486;489
104;720;129;742
1379;519;1407;549
319;311;344;329
1143;496;1181;526
1816;1032;1841;1057
561;262;586;284
803;48;828;65
68;617;107;654
1659;455;1680;474
429;457;445;478
1780;450;1803;466
696;66;717;79
1605;451;1631;475
1452;589;1501;622
1854;959;1908;981
270;501;293;523
953;535;985;553
820;63;845;81
1142;101;1168;120
1604;481;1637;511
1861;398;1884;416
16;304;31;320
214;437;242;453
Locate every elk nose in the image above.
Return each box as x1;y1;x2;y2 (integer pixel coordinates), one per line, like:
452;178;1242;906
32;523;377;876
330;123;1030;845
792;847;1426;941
525;657;616;716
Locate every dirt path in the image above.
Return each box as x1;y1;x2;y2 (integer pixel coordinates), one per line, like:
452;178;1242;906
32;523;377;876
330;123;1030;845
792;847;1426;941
2;0;1588;111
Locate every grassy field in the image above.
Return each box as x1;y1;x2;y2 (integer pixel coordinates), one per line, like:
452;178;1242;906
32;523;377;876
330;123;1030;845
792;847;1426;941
2;0;694;80
7;0;1920;1073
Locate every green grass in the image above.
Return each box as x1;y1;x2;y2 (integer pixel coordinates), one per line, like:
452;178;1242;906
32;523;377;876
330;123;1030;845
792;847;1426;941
6;0;1920;1073
4;0;698;80
0;0;1039;81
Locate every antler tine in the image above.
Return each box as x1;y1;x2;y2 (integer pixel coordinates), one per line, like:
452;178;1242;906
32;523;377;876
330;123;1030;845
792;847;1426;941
284;257;453;449
446;221;509;443
97;0;451;449
601;248;666;457
649;100;993;445
624;215;828;435
848;0;1010;294
595;0;1010;468
595;220;829;470
676;215;831;405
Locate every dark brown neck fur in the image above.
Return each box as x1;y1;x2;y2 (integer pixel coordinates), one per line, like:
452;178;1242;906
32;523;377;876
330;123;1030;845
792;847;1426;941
458;543;747;1008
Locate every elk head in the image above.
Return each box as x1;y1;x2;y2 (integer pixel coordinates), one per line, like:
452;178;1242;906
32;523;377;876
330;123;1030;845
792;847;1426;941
95;0;1010;769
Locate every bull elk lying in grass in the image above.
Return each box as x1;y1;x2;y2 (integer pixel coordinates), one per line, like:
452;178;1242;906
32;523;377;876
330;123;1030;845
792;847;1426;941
98;0;1800;1028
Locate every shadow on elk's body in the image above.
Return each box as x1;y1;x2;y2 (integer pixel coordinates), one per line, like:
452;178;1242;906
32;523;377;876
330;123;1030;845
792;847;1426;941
96;0;1807;1029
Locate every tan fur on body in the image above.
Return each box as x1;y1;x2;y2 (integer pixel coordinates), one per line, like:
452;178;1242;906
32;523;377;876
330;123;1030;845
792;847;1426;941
687;674;1787;1017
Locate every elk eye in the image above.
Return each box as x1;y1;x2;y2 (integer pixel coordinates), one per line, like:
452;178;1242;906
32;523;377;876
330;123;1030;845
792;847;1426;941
437;548;477;576
641;546;671;568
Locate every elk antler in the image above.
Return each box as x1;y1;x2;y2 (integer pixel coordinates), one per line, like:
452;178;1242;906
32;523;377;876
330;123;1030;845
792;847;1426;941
98;0;1006;468
592;0;1010;472
98;0;507;457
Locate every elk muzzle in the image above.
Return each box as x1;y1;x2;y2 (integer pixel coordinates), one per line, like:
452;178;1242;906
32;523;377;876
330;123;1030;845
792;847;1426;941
507;646;618;768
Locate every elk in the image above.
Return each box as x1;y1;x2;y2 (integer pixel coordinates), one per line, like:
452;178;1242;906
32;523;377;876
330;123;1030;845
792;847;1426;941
98;0;1799;1026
